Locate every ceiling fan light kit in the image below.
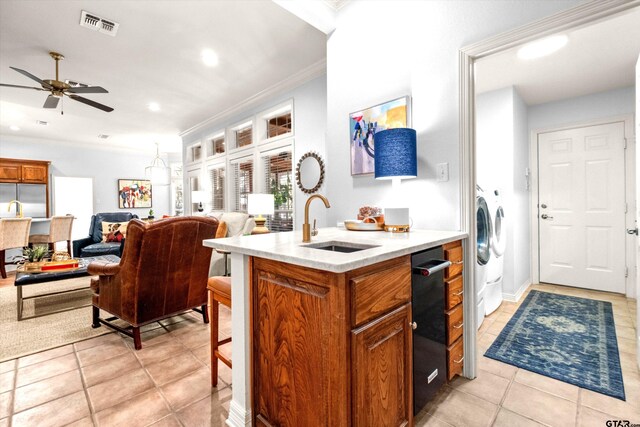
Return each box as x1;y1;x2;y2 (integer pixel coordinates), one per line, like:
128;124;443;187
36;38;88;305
0;51;114;113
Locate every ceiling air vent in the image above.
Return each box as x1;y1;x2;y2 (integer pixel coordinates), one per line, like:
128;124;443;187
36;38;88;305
80;11;119;37
98;134;110;139
36;120;48;126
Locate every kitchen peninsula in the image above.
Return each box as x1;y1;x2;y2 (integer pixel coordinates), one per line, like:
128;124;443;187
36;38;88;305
203;227;467;427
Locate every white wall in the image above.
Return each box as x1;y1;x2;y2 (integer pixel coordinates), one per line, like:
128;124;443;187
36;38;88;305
325;0;580;230
0;135;172;227
528;86;635;132
181;75;327;229
476;87;530;300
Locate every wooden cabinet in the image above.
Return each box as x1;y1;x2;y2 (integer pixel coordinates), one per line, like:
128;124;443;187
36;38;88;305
443;240;464;381
352;304;412;427
252;255;413;427
0;158;50;184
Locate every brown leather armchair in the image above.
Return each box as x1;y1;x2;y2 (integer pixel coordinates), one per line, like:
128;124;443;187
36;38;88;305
88;216;221;349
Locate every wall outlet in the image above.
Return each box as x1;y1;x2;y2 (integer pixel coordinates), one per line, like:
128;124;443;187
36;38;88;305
437;163;449;182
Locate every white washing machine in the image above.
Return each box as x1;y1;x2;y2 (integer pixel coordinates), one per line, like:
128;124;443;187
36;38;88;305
484;189;506;315
475;186;492;329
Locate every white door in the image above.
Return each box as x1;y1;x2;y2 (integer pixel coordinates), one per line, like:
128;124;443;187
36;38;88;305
635;53;640;368
52;177;94;251
539;122;626;293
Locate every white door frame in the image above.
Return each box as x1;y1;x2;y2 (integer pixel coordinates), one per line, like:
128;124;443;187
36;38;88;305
530;116;636;297
459;0;640;379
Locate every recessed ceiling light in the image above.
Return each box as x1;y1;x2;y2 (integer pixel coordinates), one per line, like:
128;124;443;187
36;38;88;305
9;125;20;131
148;102;160;112
517;35;568;60
201;49;219;67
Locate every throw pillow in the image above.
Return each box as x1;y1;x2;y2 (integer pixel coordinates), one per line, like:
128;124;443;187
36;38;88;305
101;221;129;243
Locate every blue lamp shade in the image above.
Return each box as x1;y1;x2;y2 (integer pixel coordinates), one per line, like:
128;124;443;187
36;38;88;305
374;128;417;180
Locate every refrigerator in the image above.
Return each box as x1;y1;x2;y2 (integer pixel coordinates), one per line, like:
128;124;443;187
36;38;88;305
0;183;47;218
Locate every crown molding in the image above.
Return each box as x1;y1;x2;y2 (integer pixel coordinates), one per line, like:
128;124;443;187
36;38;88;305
0;133;163;155
179;59;326;139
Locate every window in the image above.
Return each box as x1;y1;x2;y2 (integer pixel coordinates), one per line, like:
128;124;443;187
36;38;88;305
189;144;202;163
209;165;225;211
232;159;253;212
267;112;292;139
235;125;252;148
263;151;293;232
206;135;225;157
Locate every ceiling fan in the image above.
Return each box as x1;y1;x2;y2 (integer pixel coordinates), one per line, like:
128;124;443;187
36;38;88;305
0;51;114;113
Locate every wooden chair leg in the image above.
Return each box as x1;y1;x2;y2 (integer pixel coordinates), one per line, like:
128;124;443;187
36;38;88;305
48;242;55;253
0;250;6;279
92;306;100;328
201;303;209;324
133;327;142;350
209;295;219;387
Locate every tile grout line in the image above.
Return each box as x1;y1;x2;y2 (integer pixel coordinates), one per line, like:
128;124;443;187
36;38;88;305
7;360;17;427
72;347;95;426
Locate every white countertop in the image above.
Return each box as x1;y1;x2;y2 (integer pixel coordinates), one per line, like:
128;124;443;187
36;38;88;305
203;227;467;273
30;218;51;223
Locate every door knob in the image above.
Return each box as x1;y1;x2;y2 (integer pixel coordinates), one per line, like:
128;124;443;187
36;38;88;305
541;214;553;220
627;228;638;235
541;203;547;209
410;322;417;330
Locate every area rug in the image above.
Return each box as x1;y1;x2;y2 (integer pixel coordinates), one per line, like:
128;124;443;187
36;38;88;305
484;290;625;400
0;277;109;362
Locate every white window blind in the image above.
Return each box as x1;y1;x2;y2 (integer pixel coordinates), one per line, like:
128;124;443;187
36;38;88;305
207;135;225;157
235;125;252;149
232;159;253;212
263;151;293;232
208;166;225;211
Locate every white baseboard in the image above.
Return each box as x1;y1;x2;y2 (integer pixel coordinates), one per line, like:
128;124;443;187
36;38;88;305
226;401;252;427
503;280;531;303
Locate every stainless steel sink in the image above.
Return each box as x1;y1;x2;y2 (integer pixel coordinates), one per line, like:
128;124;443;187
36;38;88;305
303;241;379;253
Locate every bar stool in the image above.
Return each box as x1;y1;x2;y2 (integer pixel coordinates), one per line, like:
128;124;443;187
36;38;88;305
0;218;32;279
207;276;232;386
29;215;74;255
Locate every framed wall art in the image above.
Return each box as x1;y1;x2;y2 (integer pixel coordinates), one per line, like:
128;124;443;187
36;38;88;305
118;179;152;208
349;96;411;176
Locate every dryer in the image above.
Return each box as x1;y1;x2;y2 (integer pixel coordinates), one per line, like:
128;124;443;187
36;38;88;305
485;189;506;315
475;186;492;329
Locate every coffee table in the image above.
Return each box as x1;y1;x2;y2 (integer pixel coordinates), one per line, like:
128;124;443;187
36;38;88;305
14;255;120;321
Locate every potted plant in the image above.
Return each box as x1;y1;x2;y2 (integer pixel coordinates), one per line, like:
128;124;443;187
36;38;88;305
148;209;155;220
22;246;49;270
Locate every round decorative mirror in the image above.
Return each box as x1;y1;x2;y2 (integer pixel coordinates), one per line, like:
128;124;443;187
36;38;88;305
296;152;325;194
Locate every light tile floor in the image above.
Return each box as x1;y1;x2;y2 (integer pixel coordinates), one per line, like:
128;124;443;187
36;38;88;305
416;283;639;427
0;283;637;427
0;307;233;427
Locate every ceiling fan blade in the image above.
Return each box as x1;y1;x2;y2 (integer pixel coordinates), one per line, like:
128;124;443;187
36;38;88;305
67;86;109;94
9;66;52;89
68;94;114;112
0;83;46;91
43;95;60;109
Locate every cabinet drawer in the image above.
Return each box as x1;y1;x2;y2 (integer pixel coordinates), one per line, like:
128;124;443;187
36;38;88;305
445;304;463;346
445;275;463;310
444;241;463;279
351;260;411;327
447;337;464;381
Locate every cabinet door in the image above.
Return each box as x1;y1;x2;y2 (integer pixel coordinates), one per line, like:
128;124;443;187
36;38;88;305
0;164;21;182
21;164;47;183
352;303;412;427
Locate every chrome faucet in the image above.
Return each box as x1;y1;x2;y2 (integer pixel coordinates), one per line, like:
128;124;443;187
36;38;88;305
303;194;330;243
8;200;23;218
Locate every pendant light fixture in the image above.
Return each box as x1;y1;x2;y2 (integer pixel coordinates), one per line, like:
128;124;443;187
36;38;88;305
145;142;170;186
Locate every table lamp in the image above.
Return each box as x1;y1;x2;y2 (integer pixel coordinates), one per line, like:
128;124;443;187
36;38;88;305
374;128;417;232
248;193;275;234
191;190;206;213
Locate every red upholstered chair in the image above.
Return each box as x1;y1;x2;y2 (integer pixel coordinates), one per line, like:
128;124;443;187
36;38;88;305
88;216;220;349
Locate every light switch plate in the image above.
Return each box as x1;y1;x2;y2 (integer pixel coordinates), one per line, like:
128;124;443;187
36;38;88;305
437;163;449;182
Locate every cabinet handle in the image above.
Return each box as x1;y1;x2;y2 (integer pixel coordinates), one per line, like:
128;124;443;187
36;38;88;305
410;322;417;330
453;290;464;296
454;356;464;364
453;322;464;329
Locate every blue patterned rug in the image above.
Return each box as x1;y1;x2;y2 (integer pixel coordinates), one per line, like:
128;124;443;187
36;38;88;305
484;290;625;400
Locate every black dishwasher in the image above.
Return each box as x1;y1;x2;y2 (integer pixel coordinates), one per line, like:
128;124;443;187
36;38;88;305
412;246;450;414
